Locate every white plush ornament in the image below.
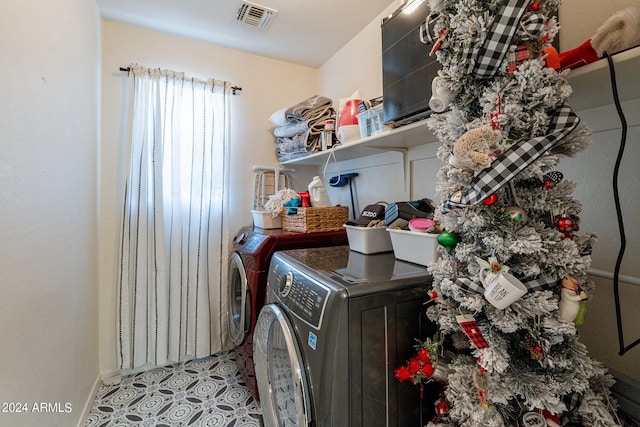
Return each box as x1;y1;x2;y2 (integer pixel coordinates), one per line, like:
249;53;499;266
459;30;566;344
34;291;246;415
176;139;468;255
591;7;640;57
550;6;640;70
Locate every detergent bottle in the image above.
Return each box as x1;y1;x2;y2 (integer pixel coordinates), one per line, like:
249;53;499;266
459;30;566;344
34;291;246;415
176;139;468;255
308;176;331;207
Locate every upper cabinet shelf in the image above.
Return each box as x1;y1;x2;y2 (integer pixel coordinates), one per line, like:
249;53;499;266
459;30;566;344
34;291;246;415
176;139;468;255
281;46;640;167
566;45;640;112
279;119;438;166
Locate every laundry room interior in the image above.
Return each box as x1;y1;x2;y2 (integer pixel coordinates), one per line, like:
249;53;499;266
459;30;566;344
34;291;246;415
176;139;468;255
2;0;640;426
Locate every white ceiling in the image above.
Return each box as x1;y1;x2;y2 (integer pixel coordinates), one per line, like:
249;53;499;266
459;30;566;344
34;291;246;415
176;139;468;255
96;0;398;68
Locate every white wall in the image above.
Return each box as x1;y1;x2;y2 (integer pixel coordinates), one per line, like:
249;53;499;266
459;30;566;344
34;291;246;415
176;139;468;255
0;1;100;426
568;99;640;380
318;2;640;381
317;4;435;215
99;20;320;376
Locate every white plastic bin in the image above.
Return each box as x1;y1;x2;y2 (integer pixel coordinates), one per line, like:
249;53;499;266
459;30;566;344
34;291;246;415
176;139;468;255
251;210;282;229
344;225;393;254
387;228;439;266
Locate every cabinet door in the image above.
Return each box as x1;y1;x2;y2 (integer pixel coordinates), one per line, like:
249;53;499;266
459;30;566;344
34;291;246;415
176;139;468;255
349;287;441;426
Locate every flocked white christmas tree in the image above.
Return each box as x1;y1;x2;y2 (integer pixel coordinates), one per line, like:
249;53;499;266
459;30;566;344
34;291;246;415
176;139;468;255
408;0;620;425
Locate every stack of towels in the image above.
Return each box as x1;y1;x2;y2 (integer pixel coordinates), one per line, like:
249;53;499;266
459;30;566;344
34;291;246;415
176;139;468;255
269;95;334;161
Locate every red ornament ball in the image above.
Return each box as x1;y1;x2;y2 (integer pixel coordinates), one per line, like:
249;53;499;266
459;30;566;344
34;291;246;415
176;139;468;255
555;216;576;232
526;1;540;11
482;193;499;205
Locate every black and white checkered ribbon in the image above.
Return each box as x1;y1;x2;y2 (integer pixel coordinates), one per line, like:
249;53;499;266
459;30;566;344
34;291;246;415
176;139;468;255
523;275;558;292
518;13;547;41
455;275;557;294
561;392;584;425
472;0;532;79
443;103;580;213
455;278;485;294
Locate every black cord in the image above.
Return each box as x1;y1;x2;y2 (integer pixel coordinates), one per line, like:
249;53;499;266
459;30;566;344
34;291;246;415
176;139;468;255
348;179;356;219
603;51;639;355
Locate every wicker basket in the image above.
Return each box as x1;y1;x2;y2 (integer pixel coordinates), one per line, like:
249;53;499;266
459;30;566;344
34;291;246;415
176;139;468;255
281;206;349;233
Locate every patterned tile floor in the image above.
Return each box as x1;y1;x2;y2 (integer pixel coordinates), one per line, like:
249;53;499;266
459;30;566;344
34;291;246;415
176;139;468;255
85;351;262;426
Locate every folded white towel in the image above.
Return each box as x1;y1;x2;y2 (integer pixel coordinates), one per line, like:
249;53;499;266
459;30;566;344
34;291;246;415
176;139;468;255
274;121;309;138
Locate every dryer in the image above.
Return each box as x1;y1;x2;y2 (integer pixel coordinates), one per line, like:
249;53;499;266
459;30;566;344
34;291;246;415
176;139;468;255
228;227;347;399
253;246;441;426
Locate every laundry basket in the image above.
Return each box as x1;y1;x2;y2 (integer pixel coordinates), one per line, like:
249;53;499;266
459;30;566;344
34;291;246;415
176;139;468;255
281;206;349;233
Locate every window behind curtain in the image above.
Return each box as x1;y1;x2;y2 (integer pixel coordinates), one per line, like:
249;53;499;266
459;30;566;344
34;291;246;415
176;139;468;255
116;65;231;373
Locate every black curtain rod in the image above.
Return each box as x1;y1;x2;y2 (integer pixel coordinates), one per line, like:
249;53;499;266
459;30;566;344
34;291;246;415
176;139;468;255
119;67;242;95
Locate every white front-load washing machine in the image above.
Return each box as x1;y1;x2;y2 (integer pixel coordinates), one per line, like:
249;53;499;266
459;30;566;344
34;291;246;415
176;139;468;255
253;246;442;426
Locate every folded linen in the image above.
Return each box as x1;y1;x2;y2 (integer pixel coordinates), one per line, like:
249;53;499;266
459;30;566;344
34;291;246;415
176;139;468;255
275;132;309;153
305;105;334;135
270;95;334;161
285;95;332;122
273;120;309;138
269;107;289;126
275;131;322;162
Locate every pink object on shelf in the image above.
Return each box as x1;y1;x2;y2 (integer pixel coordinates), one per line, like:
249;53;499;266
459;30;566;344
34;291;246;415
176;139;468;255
408;218;436;232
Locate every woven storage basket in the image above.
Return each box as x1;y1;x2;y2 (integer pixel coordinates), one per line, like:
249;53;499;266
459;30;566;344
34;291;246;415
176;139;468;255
281;206;349;233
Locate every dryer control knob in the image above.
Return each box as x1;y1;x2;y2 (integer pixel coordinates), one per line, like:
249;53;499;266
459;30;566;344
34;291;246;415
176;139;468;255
279;272;293;297
233;232;247;245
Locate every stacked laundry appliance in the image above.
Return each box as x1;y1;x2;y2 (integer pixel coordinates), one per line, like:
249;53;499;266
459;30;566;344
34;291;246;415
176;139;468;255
228;226;347;400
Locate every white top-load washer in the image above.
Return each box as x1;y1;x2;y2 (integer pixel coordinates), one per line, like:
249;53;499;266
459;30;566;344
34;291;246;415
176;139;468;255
253;246;442;426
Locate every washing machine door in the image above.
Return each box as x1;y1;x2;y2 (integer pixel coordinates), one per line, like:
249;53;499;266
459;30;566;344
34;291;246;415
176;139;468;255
254;304;311;427
228;252;250;346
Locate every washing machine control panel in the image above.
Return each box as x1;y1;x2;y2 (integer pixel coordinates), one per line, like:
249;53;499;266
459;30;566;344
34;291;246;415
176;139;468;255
271;262;330;330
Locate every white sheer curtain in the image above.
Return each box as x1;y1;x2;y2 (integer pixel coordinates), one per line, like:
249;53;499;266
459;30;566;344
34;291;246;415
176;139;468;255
117;64;230;371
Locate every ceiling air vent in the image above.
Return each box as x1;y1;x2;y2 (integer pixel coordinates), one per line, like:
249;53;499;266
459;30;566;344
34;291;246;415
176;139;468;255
236;1;278;30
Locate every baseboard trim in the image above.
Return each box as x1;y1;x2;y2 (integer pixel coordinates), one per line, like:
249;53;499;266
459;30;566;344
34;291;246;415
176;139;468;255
76;374;101;427
610;368;640;424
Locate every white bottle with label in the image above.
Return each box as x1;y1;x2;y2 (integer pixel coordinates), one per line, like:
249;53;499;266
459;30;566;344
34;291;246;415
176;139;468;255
308;176;331;207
